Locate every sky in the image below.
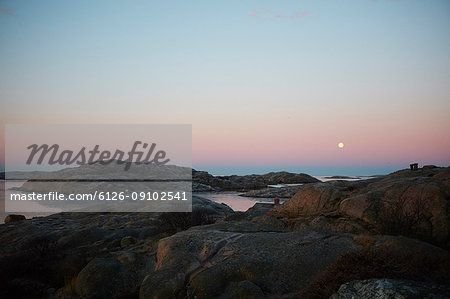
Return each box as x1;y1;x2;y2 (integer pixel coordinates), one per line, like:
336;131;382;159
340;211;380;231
1;0;449;175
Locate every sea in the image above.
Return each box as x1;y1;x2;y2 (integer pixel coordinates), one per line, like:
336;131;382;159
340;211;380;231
1;175;374;223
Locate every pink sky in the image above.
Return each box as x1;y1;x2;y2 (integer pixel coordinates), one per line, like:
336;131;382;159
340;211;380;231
1;1;450;175
2;113;448;175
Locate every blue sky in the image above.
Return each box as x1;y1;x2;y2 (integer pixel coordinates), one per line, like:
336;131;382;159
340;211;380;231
1;0;449;175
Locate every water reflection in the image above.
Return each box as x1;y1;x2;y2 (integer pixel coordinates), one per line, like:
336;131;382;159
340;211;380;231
196;191;274;212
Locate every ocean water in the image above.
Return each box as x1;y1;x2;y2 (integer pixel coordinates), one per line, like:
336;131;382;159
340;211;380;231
1;175;374;223
1;181;269;219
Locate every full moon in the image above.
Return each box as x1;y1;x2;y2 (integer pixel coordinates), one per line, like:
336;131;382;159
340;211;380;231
338;142;344;149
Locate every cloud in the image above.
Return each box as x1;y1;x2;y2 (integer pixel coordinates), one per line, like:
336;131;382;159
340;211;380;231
249;7;309;20
0;6;14;16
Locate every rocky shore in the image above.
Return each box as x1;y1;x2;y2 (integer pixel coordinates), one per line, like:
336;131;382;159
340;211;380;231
192;169;319;192
11;166;319;194
1;166;449;298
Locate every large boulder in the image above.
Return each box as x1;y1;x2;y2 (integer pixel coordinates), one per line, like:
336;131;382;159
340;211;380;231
272;183;345;217
268;167;450;248
339;167;450;247
140;224;361;298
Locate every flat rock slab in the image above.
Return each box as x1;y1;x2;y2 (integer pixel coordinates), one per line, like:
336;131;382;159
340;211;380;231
142;226;361;298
